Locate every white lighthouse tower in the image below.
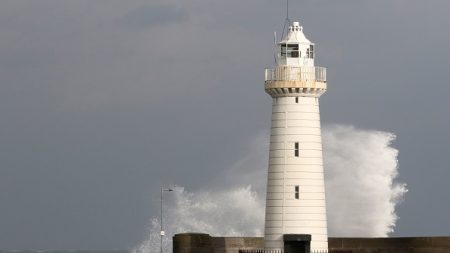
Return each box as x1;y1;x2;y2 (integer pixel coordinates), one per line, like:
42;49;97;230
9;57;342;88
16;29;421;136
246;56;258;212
263;21;328;252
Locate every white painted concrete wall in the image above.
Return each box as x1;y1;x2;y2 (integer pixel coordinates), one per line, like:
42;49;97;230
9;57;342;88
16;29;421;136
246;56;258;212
264;96;328;252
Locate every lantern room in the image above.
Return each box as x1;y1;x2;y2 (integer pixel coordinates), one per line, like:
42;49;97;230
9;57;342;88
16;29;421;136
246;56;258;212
277;21;315;67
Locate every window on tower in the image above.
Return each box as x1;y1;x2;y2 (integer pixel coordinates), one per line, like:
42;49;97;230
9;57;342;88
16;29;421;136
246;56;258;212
280;44;287;57
295;185;300;199
294;142;299;157
288;44;299;58
310;45;314;59
281;44;299;58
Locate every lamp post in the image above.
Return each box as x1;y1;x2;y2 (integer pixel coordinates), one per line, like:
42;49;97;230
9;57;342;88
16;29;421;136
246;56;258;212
160;187;173;253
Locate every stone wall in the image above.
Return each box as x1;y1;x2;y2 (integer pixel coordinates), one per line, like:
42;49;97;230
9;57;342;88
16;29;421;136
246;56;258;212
211;237;263;253
329;237;450;253
173;234;263;253
173;233;450;253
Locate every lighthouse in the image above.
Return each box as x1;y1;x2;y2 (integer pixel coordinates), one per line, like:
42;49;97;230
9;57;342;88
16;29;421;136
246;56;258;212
263;21;328;252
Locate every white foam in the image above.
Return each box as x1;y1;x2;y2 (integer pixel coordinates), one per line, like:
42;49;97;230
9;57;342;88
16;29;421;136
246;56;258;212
132;125;407;253
323;125;407;237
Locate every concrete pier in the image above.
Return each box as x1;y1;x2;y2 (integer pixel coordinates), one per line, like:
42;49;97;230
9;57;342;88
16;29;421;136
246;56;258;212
173;233;450;253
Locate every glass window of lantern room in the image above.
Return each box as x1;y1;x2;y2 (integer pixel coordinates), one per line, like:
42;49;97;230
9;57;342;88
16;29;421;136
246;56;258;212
280;44;287;57
310;45;314;59
287;44;299;58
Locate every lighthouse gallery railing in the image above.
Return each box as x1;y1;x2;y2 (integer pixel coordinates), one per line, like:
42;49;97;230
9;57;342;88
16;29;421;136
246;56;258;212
265;66;327;82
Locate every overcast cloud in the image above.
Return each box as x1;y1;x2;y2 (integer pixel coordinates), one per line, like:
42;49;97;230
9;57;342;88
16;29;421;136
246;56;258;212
0;0;449;249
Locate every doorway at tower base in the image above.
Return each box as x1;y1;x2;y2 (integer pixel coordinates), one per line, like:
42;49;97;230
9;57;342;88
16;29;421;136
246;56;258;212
283;234;311;253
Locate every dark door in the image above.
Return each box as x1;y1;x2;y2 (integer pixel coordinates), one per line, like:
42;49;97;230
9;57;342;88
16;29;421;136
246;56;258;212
284;241;309;253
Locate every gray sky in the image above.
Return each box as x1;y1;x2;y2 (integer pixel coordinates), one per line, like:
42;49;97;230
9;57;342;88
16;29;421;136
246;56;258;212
1;0;449;250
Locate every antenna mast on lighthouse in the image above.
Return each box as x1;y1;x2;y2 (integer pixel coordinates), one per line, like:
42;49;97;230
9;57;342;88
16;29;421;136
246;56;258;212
281;0;291;39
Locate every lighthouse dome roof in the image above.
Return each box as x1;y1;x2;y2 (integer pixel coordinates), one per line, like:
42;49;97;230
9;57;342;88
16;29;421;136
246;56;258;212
281;21;312;44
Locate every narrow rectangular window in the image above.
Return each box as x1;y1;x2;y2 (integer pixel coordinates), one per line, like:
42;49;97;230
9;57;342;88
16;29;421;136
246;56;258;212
295;97;299;103
294;142;299;157
295;185;300;199
280;44;287;57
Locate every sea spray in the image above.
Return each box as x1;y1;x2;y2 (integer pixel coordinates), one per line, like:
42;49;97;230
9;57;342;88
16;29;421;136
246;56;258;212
323;125;407;236
132;187;264;253
132;125;407;253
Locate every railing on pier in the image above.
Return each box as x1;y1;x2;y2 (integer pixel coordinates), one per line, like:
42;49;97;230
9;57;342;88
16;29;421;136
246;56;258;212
239;250;330;253
239;250;283;253
265;66;327;83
